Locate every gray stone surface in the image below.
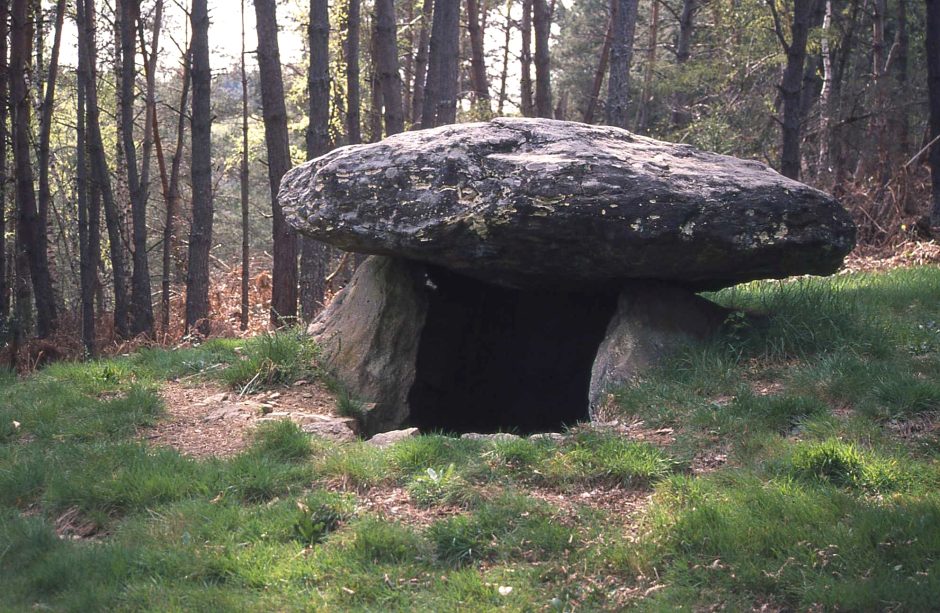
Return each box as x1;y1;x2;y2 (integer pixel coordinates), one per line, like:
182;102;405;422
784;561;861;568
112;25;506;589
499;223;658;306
367;427;420;446
588;282;731;418
280;117;855;291
308;256;429;436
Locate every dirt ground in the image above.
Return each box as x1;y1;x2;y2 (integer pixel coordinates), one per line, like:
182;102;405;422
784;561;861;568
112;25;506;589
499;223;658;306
142;378;351;458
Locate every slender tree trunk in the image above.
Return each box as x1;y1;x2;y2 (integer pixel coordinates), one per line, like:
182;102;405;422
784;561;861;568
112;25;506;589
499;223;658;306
403;0;415;123
422;0;459;127
121;0;154;337
467;0;490;106
533;0;552;117
346;0;362;144
76;0;94;356
520;0;533;116
11;0;56;337
300;0;331;321
134;0;162;336
185;0;212;335
368;32;382;142
772;0;817;180
606;0;640;129
817;0;833;176
672;0;697;126
255;0;297;325
855;0;887;179
239;0;250;330
893;0;909;157
36;0;65;310
635;0;658;131
411;0;433;126
374;0;405;135
927;0;940;230
80;0;130;338
497;0;512;115
584;14;612;123
0;0;8;319
161;45;191;334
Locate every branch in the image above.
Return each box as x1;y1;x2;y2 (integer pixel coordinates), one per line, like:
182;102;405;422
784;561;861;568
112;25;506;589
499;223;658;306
766;0;790;53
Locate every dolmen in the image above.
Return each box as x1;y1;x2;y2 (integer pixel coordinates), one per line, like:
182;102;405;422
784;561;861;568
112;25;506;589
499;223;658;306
279;118;856;436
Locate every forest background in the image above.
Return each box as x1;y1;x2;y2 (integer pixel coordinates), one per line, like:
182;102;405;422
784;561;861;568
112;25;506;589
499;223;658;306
0;0;936;365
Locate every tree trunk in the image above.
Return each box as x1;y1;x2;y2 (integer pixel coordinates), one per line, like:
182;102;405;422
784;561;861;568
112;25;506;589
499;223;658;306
893;0;909;157
135;0;162;336
80;0;130;338
255;0;297;326
497;0;512;115
772;0;817;180
583;14;612;123
185;0;213;335
36;0;65;313
411;0;433;126
11;0;56;337
240;0;250;330
161;44;191;334
422;0;459;128
533;0;552;117
374;0;405;135
76;0;94;356
635;0;658;131
927;0;940;230
672;0;697;126
817;0;833;176
606;0;640;129
346;0;362;144
467;0;490;106
0;0;8;319
520;0;533;116
120;0;153;336
300;0;332;321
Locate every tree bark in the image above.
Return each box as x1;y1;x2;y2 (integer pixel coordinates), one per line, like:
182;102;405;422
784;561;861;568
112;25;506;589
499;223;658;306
672;0;697;126
0;0;8;319
927;0;940;230
185;0;213;335
893;0;909;157
76;0;94;356
80;0;130;338
240;0;250;330
520;0;533;116
606;0;640;129
346;0;362;144
411;0;433;126
161;45;191;334
467;0;490;106
497;0;512;115
374;0;405;135
422;0;459;127
301;0;332;321
533;0;552;117
770;0;818;180
583;14;612;123
36;0;65;312
11;0;56;337
255;0;297;325
635;0;658;131
120;0;154;336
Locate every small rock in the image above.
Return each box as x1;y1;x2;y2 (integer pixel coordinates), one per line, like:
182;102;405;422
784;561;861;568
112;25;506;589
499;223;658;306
460;432;521;442
528;432;565;442
367;427;419;446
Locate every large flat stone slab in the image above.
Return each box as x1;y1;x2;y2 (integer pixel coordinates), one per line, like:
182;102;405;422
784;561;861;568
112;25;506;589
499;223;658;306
280;117;855;291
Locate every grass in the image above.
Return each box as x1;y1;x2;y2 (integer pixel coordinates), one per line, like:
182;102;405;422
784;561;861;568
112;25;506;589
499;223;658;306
1;267;940;610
